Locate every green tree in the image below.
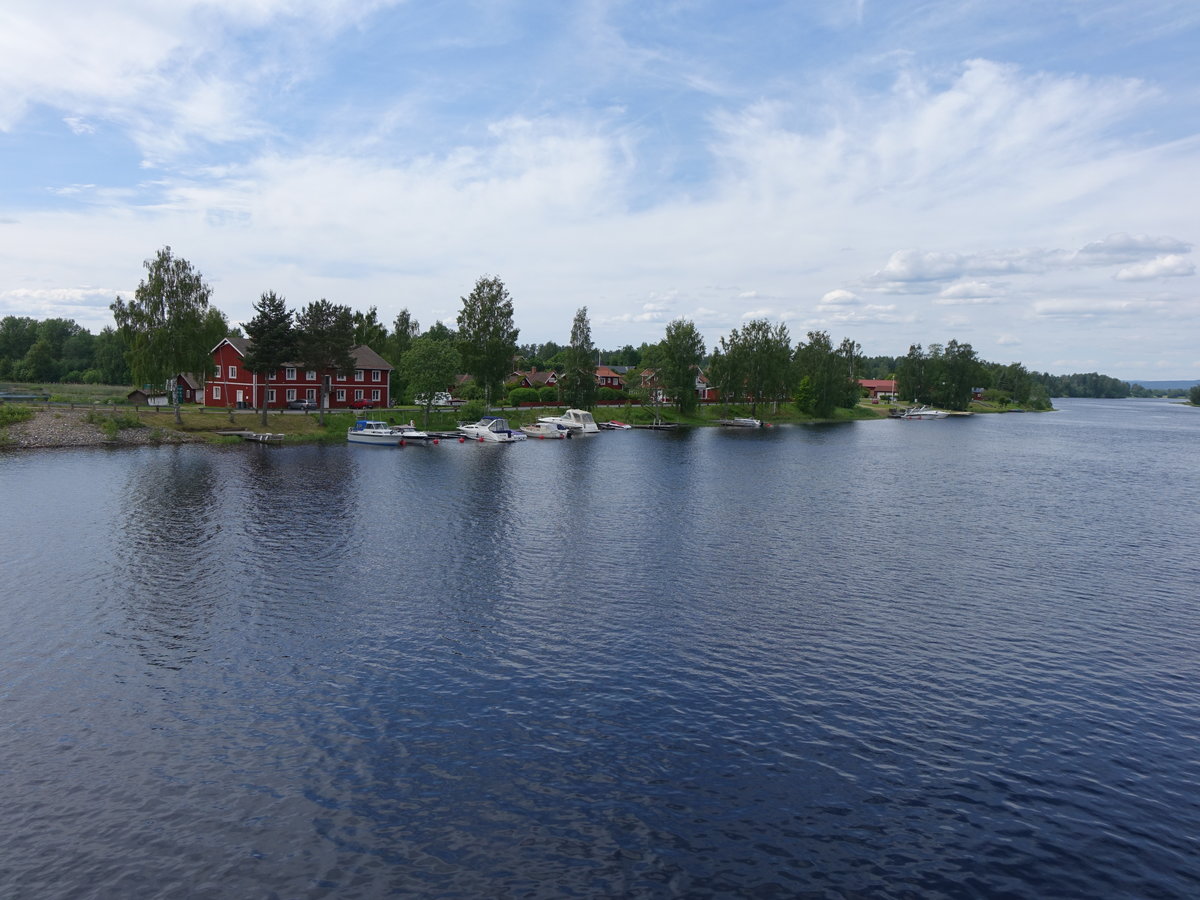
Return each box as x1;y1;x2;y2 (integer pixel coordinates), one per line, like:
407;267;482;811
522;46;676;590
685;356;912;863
895;344;929;404
716;319;793;415
929;340;983;411
0;316;39;368
353;306;389;350
423;320;456;342
793;330;844;418
242;291;295;426
387;309;420;400
401;336;461;427
456;275;519;406
92;326;131;385
559;306;598;410
295;299;356;425
1188;385;1200;406
61;330;96;378
658;319;706;414
110;246;225;424
21;338;59;382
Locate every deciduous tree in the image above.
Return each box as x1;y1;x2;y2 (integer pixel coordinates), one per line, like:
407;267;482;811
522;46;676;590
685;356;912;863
401;336;462;426
559;306;598;410
659;319;706;414
456;275;519;406
110;247;226;424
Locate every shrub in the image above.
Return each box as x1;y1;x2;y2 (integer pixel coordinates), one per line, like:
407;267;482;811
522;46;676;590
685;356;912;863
597;387;626;402
538;386;558;402
459;399;487;422
508;387;540;406
0;404;34;427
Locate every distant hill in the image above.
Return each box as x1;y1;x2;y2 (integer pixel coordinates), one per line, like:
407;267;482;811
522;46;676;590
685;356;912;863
1125;379;1200;389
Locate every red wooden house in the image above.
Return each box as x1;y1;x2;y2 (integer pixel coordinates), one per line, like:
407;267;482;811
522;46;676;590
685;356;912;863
859;379;897;401
205;336;393;409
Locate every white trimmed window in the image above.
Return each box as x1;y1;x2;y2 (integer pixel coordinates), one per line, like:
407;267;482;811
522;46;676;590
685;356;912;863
213;385;221;400
372;369;381;382
354;389;364;400
306;388;317;401
285;367;296;380
267;389;277;403
354;369;363;381
286;389;297;401
336;373;346;381
336;389;346;401
306;370;317;381
371;389;381;402
228;365;237;378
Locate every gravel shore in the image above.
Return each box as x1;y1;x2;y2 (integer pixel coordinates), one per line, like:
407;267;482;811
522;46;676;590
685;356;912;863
1;407;201;449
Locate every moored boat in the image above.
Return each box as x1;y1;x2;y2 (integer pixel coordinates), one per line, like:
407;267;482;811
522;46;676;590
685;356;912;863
718;417;762;427
347;420;406;445
599;420;631;430
458;416;527;442
520;421;570;439
538;408;600;434
897;405;949;419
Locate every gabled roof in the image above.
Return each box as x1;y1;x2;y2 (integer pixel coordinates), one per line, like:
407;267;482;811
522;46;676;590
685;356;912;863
209;335;392;370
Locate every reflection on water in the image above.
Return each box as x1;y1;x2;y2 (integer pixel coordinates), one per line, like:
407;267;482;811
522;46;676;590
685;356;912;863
1;400;1199;898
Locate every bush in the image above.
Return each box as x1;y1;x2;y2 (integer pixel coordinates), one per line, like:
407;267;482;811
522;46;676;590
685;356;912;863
508;387;540;406
597;387;626;402
1190;385;1200;406
538;386;558;402
0;404;34;427
458;399;487;422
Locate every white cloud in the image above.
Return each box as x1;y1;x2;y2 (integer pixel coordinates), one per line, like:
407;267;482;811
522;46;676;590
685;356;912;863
1114;254;1195;281
818;289;859;307
936;280;1003;304
1076;232;1192;262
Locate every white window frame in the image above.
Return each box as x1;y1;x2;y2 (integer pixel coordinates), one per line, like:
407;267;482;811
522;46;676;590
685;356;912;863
267;389;277;403
213;385;221;400
306;370;317;381
286;388;297;401
336;373;346;382
354;369;363;381
336;389;346;401
306;388;317;402
285;367;296;380
354;389;364;401
371;389;381;402
228;365;237;378
372;369;382;382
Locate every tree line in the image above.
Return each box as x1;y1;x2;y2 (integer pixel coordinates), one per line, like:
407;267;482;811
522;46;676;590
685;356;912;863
3;246;1152;416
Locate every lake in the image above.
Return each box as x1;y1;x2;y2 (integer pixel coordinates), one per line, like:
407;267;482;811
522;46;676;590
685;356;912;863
2;399;1198;898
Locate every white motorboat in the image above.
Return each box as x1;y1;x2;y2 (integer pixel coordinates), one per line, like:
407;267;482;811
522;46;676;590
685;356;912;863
458;416;528;442
898;405;949;419
598;420;631;430
538;408;600;434
347;420;407;445
718;417;762;427
520;421;570;439
395;422;432;441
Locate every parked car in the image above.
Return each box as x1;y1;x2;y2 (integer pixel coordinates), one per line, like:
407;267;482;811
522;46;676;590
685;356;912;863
414;392;457;407
287;399;317;410
349;399;374;409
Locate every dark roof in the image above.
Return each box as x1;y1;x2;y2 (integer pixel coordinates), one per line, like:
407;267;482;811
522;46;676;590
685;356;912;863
211;335;392;371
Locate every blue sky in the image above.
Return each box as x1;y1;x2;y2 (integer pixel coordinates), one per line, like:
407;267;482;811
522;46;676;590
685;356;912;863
1;0;1197;377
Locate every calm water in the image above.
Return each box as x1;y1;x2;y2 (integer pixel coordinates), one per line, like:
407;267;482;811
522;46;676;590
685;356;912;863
2;399;1198;898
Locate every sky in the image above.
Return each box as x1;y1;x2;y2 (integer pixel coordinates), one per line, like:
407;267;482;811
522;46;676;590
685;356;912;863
1;0;1197;378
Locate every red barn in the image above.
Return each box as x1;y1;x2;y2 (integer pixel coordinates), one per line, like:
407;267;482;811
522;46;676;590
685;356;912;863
206;336;393;410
